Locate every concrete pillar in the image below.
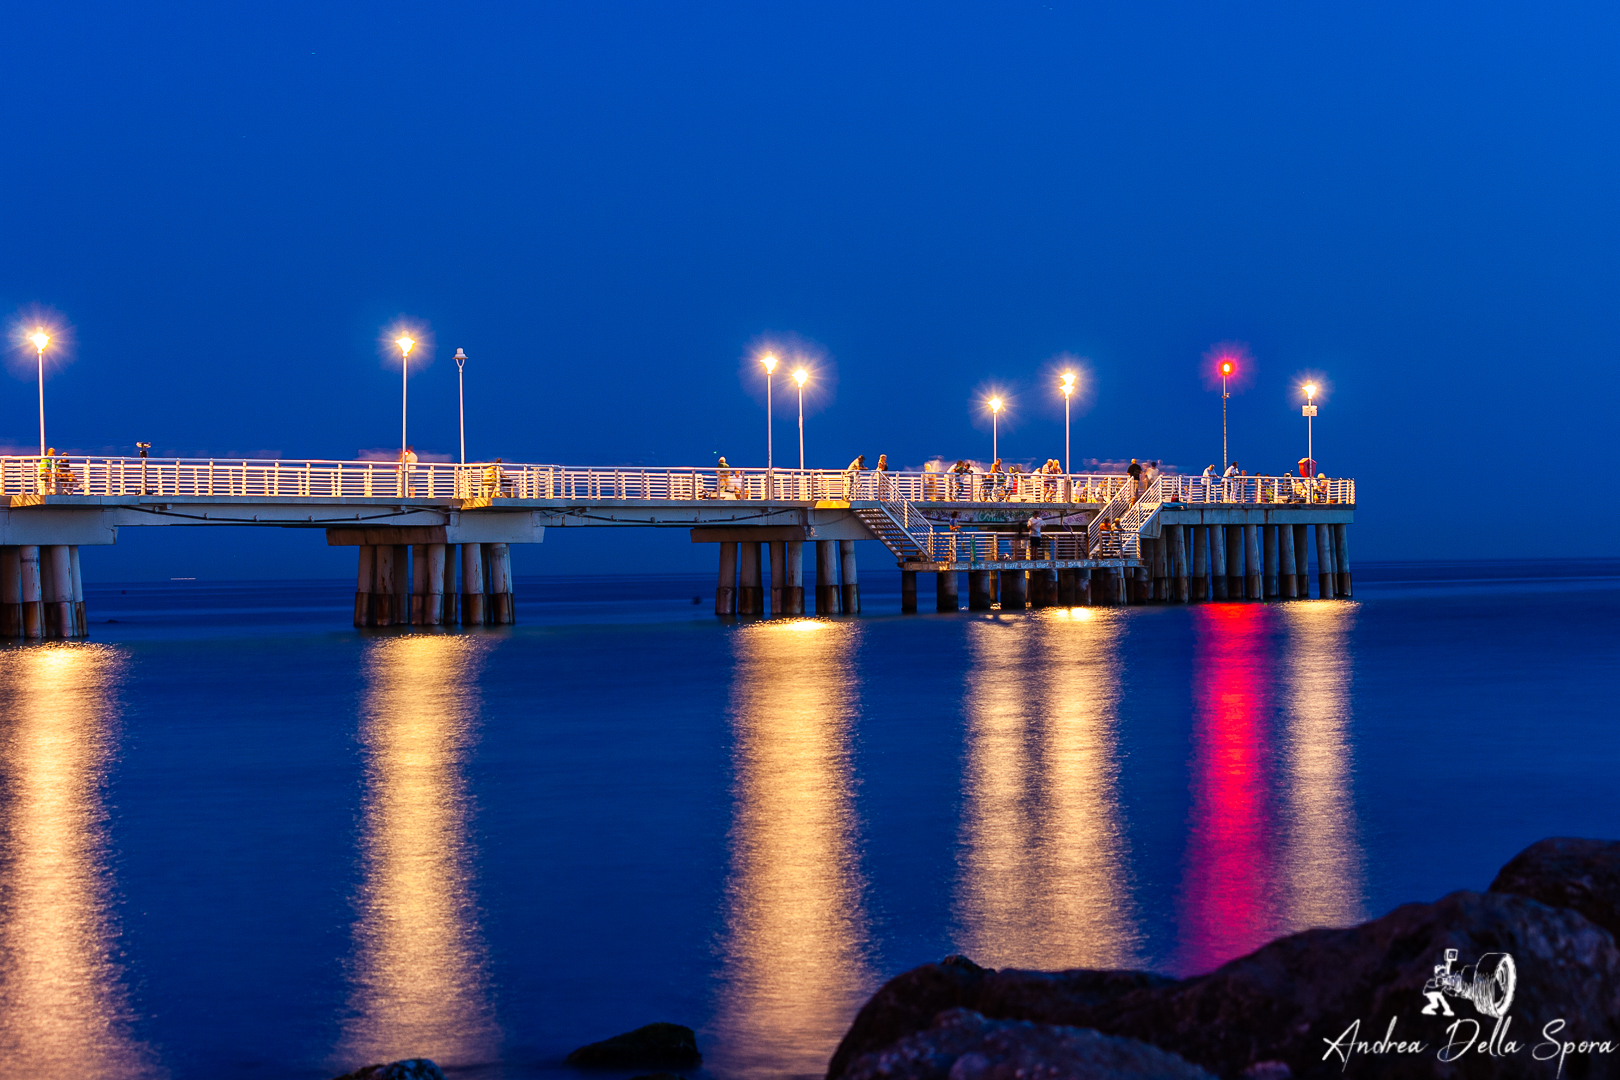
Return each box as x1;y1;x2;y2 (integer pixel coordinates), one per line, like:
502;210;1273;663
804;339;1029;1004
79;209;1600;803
1225;525;1245;600
45;545;73;639
716;541;738;615
783;540;805;614
1152;535;1169;600
70;546;85;637
815;541;840;614
1171;525;1189;603
769;540;787;615
1279;523;1298;599
738;542;764;615
488;544;514;624
461;541;487;625
936;569;960;612
1315;524;1336;600
354;545;376;627
373;545;396;626
1209;526;1227;600
1263;525;1280;599
410;543;430;625
999;568;1027;610
425;543;447;625
968;569;995;611
1114;567;1130;605
838;540;860;614
19;546;42;640
1293;525;1310;594
1334;524;1353;598
393;545;410;626
1191;525;1208;601
443;545;460;626
1057;568;1077;606
1;547;20;637
1075;568;1092;606
901;569;918;613
1244;525;1262;600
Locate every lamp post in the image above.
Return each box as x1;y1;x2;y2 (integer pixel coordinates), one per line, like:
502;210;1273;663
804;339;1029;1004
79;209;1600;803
30;330;49;458
989;397;1003;462
455;348;468;465
793;367;808;470
760;353;777;473
1219;358;1233;471
1059;372;1076;475
1302;382;1319;477
396;335;415;461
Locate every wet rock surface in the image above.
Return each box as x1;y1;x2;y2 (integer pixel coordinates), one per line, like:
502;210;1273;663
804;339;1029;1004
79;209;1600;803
330;1060;446;1080
567;1022;702;1068
832;839;1620;1079
1489;837;1620;941
840;1007;1214;1080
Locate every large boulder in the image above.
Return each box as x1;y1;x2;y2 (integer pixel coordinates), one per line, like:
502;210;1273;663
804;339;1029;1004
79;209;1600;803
831;892;1620;1080
841;1007;1214;1080
566;1022;702;1069
1489;837;1620;940
330;1061;445;1080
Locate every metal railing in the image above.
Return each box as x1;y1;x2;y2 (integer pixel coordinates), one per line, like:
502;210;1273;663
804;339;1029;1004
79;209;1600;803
0;456;1354;508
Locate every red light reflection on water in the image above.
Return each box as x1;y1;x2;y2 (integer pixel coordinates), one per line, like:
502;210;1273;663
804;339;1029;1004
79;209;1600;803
1179;604;1276;975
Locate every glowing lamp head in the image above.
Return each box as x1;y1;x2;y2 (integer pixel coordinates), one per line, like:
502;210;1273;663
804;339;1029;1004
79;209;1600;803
1304;382;1318;401
1220;360;1233;377
396;336;415;358
792;368;808;387
760;353;778;375
30;330;49;351
1060;372;1076;396
989;396;1003;414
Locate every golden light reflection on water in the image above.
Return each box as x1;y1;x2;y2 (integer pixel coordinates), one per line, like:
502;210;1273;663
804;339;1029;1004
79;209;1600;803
335;635;499;1072
955;610;1141;970
715;619;873;1079
1278;603;1364;932
0;644;159;1079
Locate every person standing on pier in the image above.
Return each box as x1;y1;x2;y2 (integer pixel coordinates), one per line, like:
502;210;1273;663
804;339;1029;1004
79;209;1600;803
1201;464;1216;502
1027;511;1044;558
844;454;866;499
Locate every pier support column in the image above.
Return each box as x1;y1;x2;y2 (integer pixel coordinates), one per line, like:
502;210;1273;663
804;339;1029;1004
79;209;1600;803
815;541;840;614
968;570;994;611
1209;527;1227;600
1314;524;1336;600
769;540;787;616
1032;566;1058;608
838;541;860;614
1263;525;1279;599
1244;525;1262;600
783;541;805;614
936;569;959;612
1293;525;1310;596
19;546;42;640
46;545;74;639
1;547;20;637
738;542;763;615
372;545;395;626
1279;524;1297;598
716;542;738;615
69;547;86;636
1076;568;1092;606
354;544;375;628
1000;568;1027;610
1114;567;1130;605
488;544;514;624
425;543;447;625
1171;525;1189;603
443;546;460;626
900;569;917;613
1153;536;1169;600
460;542;486;625
1191;526;1207;601
1334;524;1353;598
1057;568;1077;606
393;545;410;626
410;543;430;625
1225;525;1245;600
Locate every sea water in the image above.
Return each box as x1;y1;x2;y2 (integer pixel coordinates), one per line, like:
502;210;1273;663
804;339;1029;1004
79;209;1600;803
0;560;1616;1079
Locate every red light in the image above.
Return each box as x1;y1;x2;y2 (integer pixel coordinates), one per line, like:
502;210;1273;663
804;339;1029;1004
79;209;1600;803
1221;361;1233;376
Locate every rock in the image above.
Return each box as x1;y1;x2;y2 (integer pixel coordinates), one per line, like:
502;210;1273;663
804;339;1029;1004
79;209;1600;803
1489;837;1620;940
827;956;1171;1079
832;891;1620;1080
840;1007;1214;1080
566;1022;702;1069
330;1061;446;1080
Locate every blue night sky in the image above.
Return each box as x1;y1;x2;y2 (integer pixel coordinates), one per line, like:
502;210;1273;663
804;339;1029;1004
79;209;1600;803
3;2;1616;578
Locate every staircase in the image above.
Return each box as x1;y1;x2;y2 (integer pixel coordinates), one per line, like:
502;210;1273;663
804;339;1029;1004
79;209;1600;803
1105;475;1166;559
853;498;936;563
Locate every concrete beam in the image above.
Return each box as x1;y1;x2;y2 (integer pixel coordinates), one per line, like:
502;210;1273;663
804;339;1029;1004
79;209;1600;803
0;508;119;546
1159;506;1354;526
327;513;546;546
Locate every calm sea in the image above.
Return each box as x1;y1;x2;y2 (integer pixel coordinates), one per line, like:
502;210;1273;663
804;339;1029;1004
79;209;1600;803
0;559;1616;1079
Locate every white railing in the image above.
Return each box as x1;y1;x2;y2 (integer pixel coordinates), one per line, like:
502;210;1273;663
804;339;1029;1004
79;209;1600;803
1;456;1354;508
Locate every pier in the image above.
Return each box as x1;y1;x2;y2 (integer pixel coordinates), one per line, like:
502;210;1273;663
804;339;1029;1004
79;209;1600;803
0;456;1354;638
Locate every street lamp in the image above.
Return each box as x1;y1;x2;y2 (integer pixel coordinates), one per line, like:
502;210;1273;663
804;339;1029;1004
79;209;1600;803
1059;372;1076;474
454;348;468;465
793;367;809;471
1219;358;1234;471
396;335;415;462
760;353;778;472
30;330;49;458
989;396;1003;462
1302;382;1319;477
